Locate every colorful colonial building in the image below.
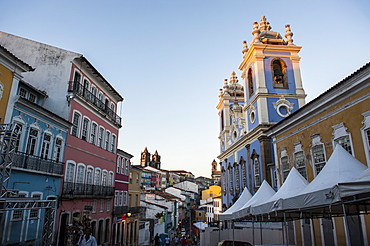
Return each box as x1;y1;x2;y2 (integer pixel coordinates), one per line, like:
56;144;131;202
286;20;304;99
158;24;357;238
0;32;123;245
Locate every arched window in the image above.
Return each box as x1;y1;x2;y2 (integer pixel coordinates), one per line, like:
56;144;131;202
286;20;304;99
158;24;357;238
71;112;81;137
41;133;52;159
26;128;39;155
247;68;254;97
76;164;86;183
86;166;94;184
271;58;288;88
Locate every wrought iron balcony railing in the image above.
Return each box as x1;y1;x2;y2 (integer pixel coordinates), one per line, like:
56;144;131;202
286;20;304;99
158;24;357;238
113;206;129;216
13;152;64;176
68;81;122;125
62;182;115;198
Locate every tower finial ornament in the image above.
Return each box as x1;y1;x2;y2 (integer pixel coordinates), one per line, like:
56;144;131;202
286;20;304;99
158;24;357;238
285;24;294;45
251;22;261;44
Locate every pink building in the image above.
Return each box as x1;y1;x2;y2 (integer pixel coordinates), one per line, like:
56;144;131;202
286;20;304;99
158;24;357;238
59;59;123;245
112;149;132;245
151;172;161;189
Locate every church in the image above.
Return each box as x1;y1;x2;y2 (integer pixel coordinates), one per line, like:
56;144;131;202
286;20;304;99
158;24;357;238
217;15;305;208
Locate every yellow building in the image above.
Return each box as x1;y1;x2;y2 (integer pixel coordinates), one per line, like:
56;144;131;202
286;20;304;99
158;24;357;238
0;45;33;123
267;62;370;246
126;166;142;246
201;185;221;200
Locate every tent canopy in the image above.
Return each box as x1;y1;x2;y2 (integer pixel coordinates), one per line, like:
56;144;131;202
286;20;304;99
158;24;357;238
219;187;252;220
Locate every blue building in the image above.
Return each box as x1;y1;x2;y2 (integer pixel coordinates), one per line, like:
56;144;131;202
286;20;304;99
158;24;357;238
2;80;71;245
217;16;306;209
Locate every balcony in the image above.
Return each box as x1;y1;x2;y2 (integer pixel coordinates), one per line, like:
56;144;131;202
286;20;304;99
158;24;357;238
113;206;129;216
68;81;122;125
13;152;63;176
62;182;115;198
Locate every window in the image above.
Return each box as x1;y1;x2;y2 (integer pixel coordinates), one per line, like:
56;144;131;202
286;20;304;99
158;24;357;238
107;200;111;212
129;172;132;184
73;71;81;88
125;160;130;175
71;112;81;137
123;191;128;206
280;156;290;181
247;68;254;97
105;131;110;151
29;93;36;103
12;210;24;220
90;123;97;145
241;161;247;188
83;79;90;99
92;199;97;213
98;127;104;148
91;86;97;102
76;165;85;183
234;163;240;191
102;171;108;186
294;151;306;179
111;134;116;153
135;194;139;206
114;191;119;206
221;169;227;194
86;167;94;184
65;162;75;182
109;172;114;186
53;138;63;162
271;58;288;88
14;124;23;152
117;157;121;173
19;87;27;98
228;167;233;192
41;133;51;159
311;135;326;176
136;173;139;185
332;123;353;155
335;136;352;154
253;158;260;187
361;111;370;164
82;118;90;141
94;169;101;185
30;193;42;219
100;199;104;212
26;128;38;155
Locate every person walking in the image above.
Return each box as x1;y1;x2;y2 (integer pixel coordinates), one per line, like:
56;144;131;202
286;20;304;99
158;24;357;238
165;235;170;246
181;236;187;246
77;228;97;246
154;233;161;246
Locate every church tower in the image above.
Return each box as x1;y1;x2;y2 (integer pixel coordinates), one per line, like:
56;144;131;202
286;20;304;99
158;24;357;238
140;147;151;167
152;150;161;169
239;16;306;131
217;16;306;207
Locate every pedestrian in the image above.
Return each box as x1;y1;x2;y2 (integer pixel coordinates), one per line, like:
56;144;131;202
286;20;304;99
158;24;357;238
154;233;161;246
181;236;187;246
165;235;170;246
77;228;97;246
186;236;193;246
174;236;179;245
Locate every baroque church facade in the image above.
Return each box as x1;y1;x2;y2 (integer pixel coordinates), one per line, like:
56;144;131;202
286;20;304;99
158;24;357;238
217;16;306;209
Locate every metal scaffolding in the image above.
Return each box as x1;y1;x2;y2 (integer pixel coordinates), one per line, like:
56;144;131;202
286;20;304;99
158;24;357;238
0;124;56;245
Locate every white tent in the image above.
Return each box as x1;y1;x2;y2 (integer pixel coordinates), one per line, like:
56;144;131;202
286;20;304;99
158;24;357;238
219;187;252;220
233;180;276;220
282;145;367;211
338;167;370;198
251;167;308;215
193;222;208;230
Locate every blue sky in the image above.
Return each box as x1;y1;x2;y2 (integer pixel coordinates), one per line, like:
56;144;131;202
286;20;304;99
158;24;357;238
1;0;370;177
